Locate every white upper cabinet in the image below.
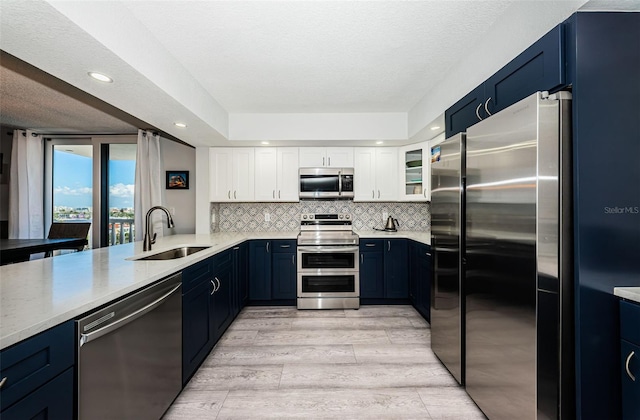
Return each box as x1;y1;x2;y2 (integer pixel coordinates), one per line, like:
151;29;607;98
398;141;430;201
209;148;255;202
254;147;299;201
354;147;398;201
299;147;354;168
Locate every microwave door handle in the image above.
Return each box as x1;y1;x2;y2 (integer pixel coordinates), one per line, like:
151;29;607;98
338;170;342;195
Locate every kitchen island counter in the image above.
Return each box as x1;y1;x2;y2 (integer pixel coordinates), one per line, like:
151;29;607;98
0;229;428;350
614;287;640;305
356;230;431;245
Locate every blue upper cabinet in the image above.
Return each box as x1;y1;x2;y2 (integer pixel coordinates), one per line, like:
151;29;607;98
445;85;485;139
446;24;565;138
485;25;565;114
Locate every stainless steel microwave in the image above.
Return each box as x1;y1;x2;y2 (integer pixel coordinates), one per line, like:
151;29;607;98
299;168;354;199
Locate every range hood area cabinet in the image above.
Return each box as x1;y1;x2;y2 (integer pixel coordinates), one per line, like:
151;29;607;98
209;148;255;202
354;148;398;201
299;147;354;168
254;148;300;201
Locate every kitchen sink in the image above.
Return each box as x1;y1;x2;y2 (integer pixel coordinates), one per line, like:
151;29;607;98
133;246;210;261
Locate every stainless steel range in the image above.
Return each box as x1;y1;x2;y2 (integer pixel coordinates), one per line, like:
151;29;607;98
297;213;360;309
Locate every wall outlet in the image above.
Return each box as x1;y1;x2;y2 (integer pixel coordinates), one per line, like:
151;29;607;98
264;213;271;222
170;207;176;215
382;212;388;222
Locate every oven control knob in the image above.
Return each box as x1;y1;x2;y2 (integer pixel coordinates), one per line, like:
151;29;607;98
309;214;314;219
339;214;344;219
345;214;350;219
302;215;307;219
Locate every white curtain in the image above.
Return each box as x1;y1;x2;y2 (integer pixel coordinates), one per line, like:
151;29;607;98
134;130;163;241
9;130;44;239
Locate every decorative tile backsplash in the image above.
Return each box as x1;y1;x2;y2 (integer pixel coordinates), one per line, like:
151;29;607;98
211;201;430;233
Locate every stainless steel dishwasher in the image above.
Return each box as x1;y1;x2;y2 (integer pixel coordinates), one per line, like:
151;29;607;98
76;273;182;420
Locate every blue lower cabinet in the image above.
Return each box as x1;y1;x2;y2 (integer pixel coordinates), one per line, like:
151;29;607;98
271;240;297;301
212;251;234;341
0;321;74;418
360;250;384;299
233;243;249;314
272;252;297;300
359;240;384;299
249;240;272;301
621;300;640;420
410;241;431;321
182;265;215;384
1;367;74;420
621;340;640;420
384;240;409;299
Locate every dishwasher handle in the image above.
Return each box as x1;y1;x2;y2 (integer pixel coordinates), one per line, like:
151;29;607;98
80;283;181;347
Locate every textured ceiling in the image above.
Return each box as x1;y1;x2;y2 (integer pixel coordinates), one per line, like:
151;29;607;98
0;62;137;134
123;1;511;113
1;0;634;144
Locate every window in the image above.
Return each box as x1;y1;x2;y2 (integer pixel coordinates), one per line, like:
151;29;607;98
45;136;136;248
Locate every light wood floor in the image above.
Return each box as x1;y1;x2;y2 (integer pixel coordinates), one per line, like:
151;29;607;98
163;305;486;419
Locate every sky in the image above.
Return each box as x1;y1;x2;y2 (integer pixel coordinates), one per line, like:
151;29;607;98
53;150;135;209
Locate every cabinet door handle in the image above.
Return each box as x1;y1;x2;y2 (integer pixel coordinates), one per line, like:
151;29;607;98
234;190;237;199
266;242;270;253
228;190;231;199
292;254;295;265
273;190;275;199
426;252;431;256
475;103;483;121
365;243;376;247
372;190;375;199
626;351;636;381
233;247;240;250
0;376;7;389
484;97;492;116
360;254;363;264
387;241;391;251
215;277;221;292
323;157;326;166
328;157;331;166
278;190;281;199
210;279;216;295
280;244;291;248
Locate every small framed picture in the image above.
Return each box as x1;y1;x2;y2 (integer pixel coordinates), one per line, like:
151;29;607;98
166;170;189;190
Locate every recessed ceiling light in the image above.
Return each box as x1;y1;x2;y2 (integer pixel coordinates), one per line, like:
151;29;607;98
261;141;270;145
430;126;441;131
376;141;384;145
88;72;113;83
174;122;187;128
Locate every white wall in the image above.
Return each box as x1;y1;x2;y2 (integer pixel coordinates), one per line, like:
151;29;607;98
229;113;407;141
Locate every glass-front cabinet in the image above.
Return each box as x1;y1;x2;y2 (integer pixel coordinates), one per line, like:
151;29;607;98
399;142;430;201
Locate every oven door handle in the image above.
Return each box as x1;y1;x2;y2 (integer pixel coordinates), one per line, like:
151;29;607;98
297;246;359;253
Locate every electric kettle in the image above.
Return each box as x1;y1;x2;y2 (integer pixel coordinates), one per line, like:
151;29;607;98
384;216;399;232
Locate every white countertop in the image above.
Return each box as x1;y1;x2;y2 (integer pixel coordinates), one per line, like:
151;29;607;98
0;230;429;350
614;287;640;305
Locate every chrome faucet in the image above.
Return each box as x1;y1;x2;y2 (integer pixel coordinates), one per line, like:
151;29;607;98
143;206;175;251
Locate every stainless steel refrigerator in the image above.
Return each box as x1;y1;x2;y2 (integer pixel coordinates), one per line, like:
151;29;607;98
464;91;573;419
430;132;466;386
